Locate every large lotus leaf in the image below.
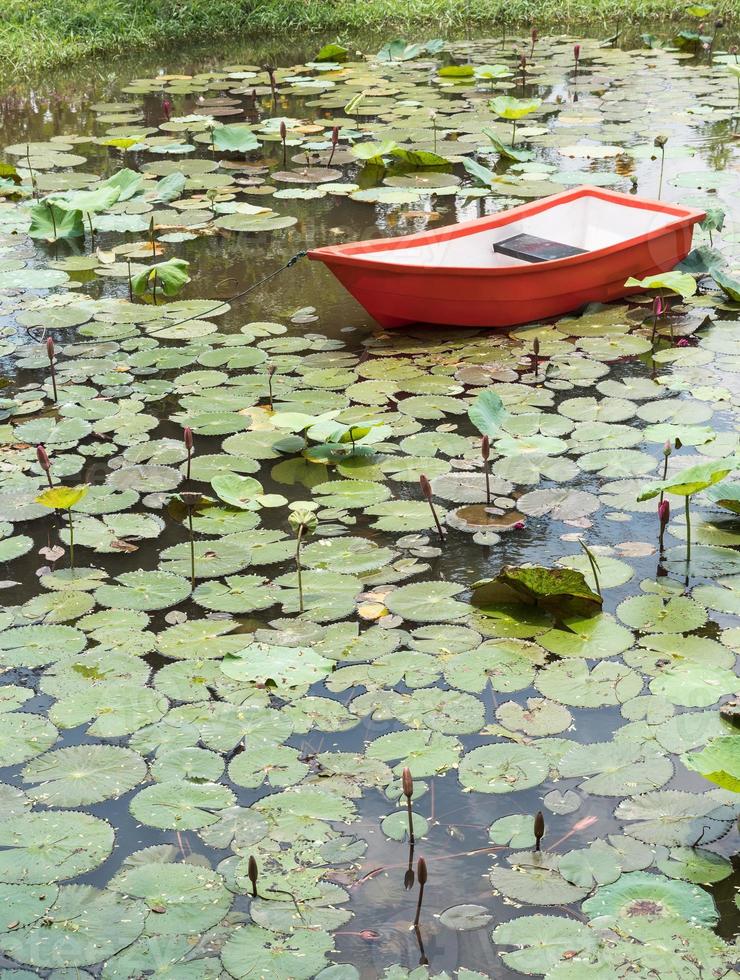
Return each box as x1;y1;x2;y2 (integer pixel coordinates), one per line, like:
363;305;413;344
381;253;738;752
385;581;468;622
476;565;602;616
312;479;391;509
0;625;85;670
444;638;546;693
365;729;461;776
274;570;362;621
637;456;739;500
656;845;733;884
367;499;447;532
536;660;643;707
353;687;485;735
0;812;113;883
0;881;60;932
211;125;261;153
28;201;84;241
458;743;548;793
0;712;57;765
326;649;440;692
650;662;738;707
490;853;589;905
559;741;672;796
538;614;632;659
582;870;717;925
229;744;308;789
94;570;191;610
496;697;572;736
192;574;282;613
614;789;737;846
22;744;147;806
468;389;507;435
616;594;707;633
0;885;146;968
222;643;333;689
493;914;596;973
683;736;740;791
221;925;333;980
301;536;396;574
130;780;235;830
518;488;600;520
101;935;222;979
156;620;247;661
159;536;253;578
109;863;232;935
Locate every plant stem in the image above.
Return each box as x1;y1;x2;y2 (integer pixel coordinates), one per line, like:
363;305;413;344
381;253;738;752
657;145;665;200
26;144;37;199
484;458;491;506
512;119;517;146
127;259;133;302
46;201;57;239
151;270;158;306
414;877;425;927
685;495;691;565
67;510;75;571
48;354;58;403
406;797;415;845
86;211;94;242
296;525;305;613
188;508;195;589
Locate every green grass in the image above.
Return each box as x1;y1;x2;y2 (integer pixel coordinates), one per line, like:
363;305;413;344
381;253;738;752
0;0;729;74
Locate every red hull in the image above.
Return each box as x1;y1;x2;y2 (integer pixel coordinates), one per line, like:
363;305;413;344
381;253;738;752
309;186;705;329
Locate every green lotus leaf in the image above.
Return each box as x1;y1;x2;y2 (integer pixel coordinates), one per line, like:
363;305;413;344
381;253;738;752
222;643;333;689
385;581;468;622
490;853;589;905
94;570;191;610
459;742;549;793
493;914;596;973
582;870;717;926
130;780;236;830
22;744;147;806
0;812;114;883
211;124;261;153
683;735;740;791
221;925;333;980
28;201;84;241
637;457;738;500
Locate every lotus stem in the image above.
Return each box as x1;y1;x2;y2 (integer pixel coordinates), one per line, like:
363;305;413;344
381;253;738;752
188;509;195;590
404;845;415;890
151;270;158;306
296;524;305;613
280;121;287;167
419;474;445;542
534;810;545;851
127;259;133;302
86;212;94;243
413;857;427;927
482;436;491;505
46;201;57;239
184;427;194;483
26;144;38;199
685;494;691;565
266;364;275;411
579;540;601;598
67;509;75;571
511;119;517;146
328;126;340;167
149;217;156;258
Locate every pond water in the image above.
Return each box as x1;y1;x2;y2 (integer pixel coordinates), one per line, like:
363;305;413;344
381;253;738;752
0;24;738;980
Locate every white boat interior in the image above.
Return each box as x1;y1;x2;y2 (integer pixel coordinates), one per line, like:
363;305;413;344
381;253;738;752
355;195;680;268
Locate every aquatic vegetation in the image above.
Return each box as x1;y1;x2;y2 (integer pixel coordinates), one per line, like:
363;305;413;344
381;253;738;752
0;25;737;979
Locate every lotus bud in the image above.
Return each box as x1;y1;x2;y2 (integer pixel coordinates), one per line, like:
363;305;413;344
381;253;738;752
402;767;413;800
417;857;428;886
247;855;258;896
332;125;340;145
531;27;538;41
481;435;490;462
514;520;525;530
419;474;432;501
184;426;193;452
520;53;527;68
573;43;581;62
404;867;415;890
533;337;540;356
663;439;672;457
36;444;50;471
676;338;690;347
46;337;55;361
534;810;545;851
653;295;665;317
280;121;287;140
180;491;201;511
162;99;172;121
654;133;668;148
266;363;276;377
658;499;670;529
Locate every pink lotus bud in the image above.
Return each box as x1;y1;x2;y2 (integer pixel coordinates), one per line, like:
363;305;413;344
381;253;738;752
419;474;432;500
280;121;287;140
36;445;50;471
514;521;525;530
402;767;413;799
46;337;55;360
658;499;670;529
652;295;665;317
184;427;193;452
574;44;581;61
481;435;490;461
331;126;340;146
663;439;672;457
676;338;690;347
162;99;172;121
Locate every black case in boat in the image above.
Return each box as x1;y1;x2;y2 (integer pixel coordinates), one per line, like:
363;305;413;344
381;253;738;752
493;233;587;263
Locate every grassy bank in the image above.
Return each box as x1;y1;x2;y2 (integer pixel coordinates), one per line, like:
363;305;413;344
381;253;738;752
0;0;733;74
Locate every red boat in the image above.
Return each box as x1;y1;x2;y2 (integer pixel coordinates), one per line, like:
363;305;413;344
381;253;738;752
308;186;705;329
